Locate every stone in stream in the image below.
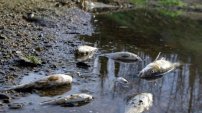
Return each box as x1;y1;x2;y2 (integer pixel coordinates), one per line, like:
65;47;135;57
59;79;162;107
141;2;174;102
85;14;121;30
102;52;142;63
138;57;180;78
125;93;153;113
3;74;72;92
75;45;98;61
41;93;93;107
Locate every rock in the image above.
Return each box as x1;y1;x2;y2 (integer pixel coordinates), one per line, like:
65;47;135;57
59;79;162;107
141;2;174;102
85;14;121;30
41;93;93;107
125;93;153;113
16;51;42;66
4;74;72;92
102;52;142;63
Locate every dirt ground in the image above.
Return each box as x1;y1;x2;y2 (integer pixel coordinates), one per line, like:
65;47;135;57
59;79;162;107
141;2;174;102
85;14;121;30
0;0;93;82
0;0;95;109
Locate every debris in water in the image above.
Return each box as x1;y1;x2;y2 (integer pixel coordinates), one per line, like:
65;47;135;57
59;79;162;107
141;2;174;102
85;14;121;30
115;77;129;85
125;93;153;113
138;57;180;78
41;93;93;107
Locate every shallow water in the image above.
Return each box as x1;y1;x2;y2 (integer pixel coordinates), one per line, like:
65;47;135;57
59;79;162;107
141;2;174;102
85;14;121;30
6;7;202;113
78;8;202;113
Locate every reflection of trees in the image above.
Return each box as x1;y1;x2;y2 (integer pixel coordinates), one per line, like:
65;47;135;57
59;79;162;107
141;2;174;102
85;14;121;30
93;52;201;113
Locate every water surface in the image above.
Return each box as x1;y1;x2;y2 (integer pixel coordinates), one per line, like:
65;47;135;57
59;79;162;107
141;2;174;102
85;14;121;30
79;8;202;113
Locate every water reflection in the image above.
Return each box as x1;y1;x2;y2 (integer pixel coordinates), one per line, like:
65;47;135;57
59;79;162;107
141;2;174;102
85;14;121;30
92;52;201;113
81;8;202;113
35;85;71;97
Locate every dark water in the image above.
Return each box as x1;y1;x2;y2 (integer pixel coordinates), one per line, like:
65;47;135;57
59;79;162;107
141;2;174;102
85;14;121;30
7;8;202;113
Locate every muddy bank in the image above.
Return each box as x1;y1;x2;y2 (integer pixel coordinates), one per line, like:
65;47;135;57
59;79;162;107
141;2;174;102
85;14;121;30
0;0;95;109
0;0;92;82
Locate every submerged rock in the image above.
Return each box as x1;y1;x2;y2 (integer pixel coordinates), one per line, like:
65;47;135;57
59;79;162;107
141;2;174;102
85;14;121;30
4;74;72;91
125;93;153;113
41;93;93;107
16;51;42;66
75;45;98;61
103;52;142;63
138;58;180;78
